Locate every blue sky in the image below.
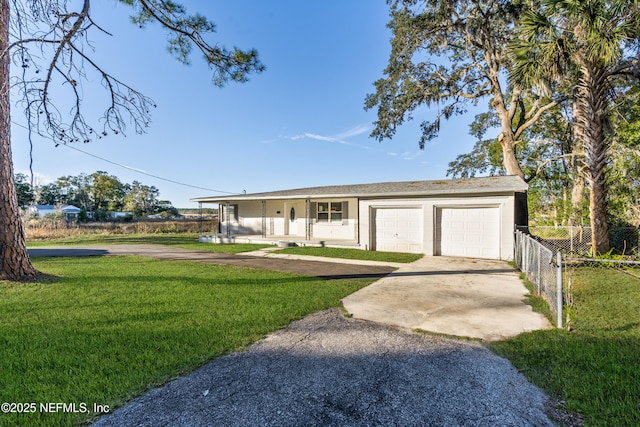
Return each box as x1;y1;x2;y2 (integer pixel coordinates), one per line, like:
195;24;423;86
10;0;486;208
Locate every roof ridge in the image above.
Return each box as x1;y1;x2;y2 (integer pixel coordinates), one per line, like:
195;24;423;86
192;176;527;203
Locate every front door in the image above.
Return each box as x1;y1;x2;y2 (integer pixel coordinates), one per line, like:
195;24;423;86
288;207;298;235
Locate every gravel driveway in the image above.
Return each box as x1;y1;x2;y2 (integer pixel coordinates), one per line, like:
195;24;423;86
92;309;554;427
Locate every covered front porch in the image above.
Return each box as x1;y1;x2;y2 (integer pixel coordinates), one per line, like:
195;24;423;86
196;196;360;247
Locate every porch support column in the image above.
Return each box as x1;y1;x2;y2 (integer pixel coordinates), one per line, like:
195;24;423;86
225;202;231;237
261;200;267;238
305;199;311;241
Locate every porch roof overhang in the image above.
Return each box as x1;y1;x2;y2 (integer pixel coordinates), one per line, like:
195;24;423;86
191;176;527;204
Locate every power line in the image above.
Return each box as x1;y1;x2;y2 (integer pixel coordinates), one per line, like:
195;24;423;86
10;120;239;195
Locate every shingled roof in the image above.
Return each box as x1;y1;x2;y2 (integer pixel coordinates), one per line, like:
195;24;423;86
192;176;527;203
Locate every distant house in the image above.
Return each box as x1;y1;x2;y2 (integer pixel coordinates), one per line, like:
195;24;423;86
29;205;82;221
191;176;529;261
109;211;133;220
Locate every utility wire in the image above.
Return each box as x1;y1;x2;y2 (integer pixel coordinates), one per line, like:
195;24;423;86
10;120;239;195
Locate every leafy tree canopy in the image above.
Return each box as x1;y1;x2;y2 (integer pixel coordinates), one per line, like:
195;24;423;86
366;0;562;179
19;170;177;218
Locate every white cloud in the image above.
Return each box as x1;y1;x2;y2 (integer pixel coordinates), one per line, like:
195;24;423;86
289;124;376;151
259;138;279;144
332;124;370;140
291;133;337;143
402;151;424;161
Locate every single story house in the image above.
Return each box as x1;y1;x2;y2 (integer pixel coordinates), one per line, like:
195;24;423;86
191;176;528;260
28;204;82;221
110;211;134;219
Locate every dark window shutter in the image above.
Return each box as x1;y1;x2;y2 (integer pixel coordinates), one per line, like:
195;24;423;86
342;201;348;225
310;202;317;223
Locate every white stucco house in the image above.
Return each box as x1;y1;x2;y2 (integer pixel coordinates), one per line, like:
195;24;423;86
191;176;528;260
28;204;82;221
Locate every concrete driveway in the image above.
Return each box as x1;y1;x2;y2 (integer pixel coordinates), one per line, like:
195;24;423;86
342;256;552;341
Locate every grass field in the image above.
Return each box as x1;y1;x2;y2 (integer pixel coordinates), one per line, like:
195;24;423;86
0;255;374;426
16;233;640;425
488;266;640;426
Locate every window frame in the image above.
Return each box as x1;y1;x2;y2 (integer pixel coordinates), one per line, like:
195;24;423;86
316;201;344;223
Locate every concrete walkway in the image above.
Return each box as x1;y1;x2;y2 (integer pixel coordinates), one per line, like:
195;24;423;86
343;256;552;341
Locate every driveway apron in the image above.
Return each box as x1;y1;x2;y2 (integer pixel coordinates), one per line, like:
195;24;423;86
342;256;552;341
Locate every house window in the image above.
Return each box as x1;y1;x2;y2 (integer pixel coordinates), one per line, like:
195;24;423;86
317;202;343;222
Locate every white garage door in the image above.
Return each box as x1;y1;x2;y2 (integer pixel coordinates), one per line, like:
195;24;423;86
438;207;501;259
374;208;423;253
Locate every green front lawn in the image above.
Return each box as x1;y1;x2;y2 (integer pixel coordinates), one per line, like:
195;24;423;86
275;246;423;263
0;256;374;427
27;233;424;261
26;232;201;246
27;233;273;254
489;267;640;426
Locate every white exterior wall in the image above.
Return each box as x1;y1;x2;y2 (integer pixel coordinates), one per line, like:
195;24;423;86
219;194;517;259
309;197;358;240
266;200;285;236
359;194;517;260
220;198;359;241
220;201;263;235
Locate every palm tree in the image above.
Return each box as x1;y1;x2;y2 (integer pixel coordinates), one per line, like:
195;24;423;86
510;0;640;255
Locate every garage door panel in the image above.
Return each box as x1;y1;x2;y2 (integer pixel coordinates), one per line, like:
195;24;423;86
374;208;423;254
438;207;500;259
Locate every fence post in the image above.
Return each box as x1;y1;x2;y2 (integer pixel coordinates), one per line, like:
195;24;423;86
570;226;574;254
523;232;528;272
556;251;563;329
537;243;542;293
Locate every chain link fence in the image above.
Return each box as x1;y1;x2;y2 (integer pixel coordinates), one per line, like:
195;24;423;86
515;227;640;329
517;226;640;257
514;230;563;327
561;257;640;329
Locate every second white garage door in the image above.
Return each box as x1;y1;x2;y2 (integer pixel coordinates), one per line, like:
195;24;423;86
437;207;501;259
373;207;424;253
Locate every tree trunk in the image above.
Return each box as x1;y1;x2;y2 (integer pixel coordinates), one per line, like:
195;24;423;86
492;84;525;180
569;175;585;225
578;64;610;255
0;1;37;281
499;131;526;179
569;96;586;226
